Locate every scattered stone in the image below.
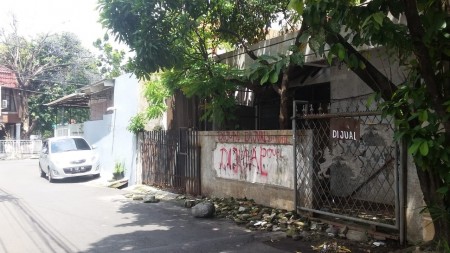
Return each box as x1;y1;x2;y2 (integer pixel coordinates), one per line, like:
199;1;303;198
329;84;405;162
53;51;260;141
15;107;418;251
143;194;159;203
373;241;386;247
294;221;305;227
192;202;215;218
132;194;144;200
292;234;302;241
339;225;349;235
325;225;339;236
238;206;247;212
184;200;196;208
234;218;246;225
272;225;281;232
300;231;310;240
310;222;323;231
286;228;298;237
254;221;263;226
346;229;368;242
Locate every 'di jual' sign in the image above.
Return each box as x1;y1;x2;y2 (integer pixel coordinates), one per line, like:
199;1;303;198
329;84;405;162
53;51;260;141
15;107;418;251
330;118;360;141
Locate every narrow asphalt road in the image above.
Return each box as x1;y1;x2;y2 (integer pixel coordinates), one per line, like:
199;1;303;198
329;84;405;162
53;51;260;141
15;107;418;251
0;159;289;253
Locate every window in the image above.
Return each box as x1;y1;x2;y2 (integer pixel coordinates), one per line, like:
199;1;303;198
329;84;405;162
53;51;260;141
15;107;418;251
50;138;91;153
1;89;17;112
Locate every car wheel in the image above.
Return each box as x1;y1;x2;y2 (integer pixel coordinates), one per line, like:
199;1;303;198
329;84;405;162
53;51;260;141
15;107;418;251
39;163;46;178
47;168;54;183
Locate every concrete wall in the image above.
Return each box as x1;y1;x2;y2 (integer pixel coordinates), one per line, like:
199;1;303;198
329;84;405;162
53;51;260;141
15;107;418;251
83;74;139;185
199;130;295;210
84;115;112;178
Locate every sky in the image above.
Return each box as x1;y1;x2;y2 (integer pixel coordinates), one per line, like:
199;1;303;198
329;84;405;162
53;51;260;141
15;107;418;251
0;0;119;52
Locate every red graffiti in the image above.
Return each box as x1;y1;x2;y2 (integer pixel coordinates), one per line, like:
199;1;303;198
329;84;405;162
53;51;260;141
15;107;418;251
217;130;290;144
218;146;284;177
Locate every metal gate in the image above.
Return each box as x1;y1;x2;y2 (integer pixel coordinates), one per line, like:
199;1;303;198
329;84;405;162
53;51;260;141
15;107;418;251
292;98;402;233
139;128;201;195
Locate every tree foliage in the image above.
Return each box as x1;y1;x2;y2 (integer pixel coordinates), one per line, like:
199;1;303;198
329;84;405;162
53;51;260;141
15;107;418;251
93;34;129;79
0;20;100;137
98;0;298;126
98;0;293;77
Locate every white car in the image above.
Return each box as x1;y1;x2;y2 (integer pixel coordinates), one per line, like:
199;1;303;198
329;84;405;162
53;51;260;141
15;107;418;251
39;136;100;182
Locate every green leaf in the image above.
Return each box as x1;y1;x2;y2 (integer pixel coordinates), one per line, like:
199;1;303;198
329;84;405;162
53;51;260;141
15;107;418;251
359;61;366;69
338;47;345;61
260;71;270;85
288;0;304;14
366;93;376;107
372;12;384;26
420;142;429;156
418;110;428;122
408;141;421;154
297;32;309;44
436;187;449;194
269;69;279;84
327;53;334;65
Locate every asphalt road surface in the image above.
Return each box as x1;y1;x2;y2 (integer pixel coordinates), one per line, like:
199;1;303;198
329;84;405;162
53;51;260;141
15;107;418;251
0;159;288;253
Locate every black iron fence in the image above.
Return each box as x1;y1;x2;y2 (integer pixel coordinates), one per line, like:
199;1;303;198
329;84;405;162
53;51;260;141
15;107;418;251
139;128;201;195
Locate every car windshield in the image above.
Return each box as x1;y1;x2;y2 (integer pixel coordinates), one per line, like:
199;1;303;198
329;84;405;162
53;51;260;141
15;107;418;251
50;138;91;153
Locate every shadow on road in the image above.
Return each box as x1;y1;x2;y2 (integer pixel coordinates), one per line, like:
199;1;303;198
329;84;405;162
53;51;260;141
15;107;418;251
82;198;274;253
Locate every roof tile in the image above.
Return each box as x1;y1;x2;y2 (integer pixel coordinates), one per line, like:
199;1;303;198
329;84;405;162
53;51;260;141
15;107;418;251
0;66;18;88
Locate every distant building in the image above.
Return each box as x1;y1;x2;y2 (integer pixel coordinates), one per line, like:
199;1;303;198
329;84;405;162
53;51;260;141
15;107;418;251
0;66;21;140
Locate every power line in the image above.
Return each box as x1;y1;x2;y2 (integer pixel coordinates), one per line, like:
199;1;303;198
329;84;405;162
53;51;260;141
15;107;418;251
29;78;90;86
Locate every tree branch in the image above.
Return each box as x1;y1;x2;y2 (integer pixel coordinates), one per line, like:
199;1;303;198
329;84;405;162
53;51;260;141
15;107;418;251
402;0;449;131
217;28;259;60
326;33;398;101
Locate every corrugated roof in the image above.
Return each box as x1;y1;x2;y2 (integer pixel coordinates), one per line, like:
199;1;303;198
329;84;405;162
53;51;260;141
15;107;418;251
44;93;90;108
0;66;18;88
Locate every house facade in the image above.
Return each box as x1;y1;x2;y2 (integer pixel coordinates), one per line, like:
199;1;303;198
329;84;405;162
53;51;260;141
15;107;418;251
212;32;430;243
137;30;432;244
0;66;21;140
48;74;148;184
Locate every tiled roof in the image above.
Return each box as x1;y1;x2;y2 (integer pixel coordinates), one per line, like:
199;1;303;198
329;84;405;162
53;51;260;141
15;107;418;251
0;65;18;88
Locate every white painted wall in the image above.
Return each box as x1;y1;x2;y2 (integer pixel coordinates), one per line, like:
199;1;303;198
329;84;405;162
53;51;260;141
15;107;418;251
83;74;139;185
110;74;139;185
200;130;295;210
213;143;293;188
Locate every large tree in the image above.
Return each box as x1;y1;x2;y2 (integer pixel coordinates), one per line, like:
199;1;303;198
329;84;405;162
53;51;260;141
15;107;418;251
0;21;100;138
98;0;296;125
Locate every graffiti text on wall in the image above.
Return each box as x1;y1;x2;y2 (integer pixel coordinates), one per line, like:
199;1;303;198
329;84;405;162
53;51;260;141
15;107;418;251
217;130;290;144
217;146;284;176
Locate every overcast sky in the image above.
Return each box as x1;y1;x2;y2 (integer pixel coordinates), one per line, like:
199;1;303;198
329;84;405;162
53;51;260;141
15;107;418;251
0;0;117;51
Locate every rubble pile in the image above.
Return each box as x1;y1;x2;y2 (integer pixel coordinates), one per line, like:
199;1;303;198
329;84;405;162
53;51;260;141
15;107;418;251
181;196;329;240
180;195;390;250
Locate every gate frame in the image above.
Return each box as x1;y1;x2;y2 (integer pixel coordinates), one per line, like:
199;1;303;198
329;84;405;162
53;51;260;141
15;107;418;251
139;128;201;195
292;100;406;243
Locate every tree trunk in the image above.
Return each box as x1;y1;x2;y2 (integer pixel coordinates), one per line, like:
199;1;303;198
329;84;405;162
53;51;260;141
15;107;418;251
278;68;290;129
19;92;30;139
23;119;39;139
402;0;450;241
325;33;398;100
416;167;450;241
